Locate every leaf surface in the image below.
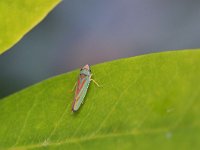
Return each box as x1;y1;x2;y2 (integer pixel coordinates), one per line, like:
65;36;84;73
0;0;61;54
0;50;200;150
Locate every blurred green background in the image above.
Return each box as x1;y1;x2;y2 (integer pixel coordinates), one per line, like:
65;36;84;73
1;0;200;98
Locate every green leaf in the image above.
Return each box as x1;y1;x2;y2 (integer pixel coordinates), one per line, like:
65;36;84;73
1;50;200;150
0;0;61;55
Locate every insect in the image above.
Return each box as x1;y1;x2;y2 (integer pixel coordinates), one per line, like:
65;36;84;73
71;64;99;112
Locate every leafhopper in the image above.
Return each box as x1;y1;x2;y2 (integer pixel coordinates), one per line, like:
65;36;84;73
71;64;99;112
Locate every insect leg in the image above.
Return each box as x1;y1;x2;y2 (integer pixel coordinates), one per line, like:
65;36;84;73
90;79;100;87
71;81;77;92
90;74;100;87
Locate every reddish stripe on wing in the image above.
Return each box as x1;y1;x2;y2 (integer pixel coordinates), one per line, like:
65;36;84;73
79;78;86;91
75;78;81;96
76;78;86;94
74;77;86;103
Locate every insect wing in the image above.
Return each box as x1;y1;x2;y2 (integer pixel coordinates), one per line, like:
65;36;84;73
72;76;90;111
